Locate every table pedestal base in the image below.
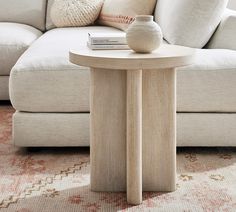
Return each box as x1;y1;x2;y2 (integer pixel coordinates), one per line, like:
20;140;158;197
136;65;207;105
90;68;176;205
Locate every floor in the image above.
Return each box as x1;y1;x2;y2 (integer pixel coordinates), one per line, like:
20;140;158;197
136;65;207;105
0;102;236;211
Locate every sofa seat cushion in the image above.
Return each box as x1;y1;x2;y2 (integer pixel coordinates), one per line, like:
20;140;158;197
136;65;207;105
0;23;42;76
177;48;236;112
10;26;124;112
10;26;236;113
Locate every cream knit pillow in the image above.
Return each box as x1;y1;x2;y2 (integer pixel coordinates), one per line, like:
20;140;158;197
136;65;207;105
51;0;103;27
98;0;157;31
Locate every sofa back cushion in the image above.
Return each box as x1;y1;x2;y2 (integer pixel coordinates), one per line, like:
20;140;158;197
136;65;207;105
46;0;55;30
155;0;228;48
207;9;236;50
0;0;47;31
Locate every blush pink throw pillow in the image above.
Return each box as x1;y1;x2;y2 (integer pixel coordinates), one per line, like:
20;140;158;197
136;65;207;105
98;0;157;31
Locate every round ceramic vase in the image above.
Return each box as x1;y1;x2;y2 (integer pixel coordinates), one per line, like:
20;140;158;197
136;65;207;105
126;15;163;53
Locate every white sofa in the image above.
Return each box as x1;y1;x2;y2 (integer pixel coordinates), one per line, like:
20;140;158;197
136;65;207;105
1;0;236;146
0;0;47;99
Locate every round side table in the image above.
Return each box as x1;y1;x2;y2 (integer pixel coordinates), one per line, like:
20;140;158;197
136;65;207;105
70;44;195;205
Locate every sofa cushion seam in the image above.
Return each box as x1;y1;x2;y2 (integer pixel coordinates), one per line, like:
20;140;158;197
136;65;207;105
11;68;88;73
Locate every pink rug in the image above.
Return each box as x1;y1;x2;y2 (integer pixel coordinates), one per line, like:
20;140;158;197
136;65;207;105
0;104;236;211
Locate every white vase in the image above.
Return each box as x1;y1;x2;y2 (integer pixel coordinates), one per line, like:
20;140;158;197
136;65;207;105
126;15;163;53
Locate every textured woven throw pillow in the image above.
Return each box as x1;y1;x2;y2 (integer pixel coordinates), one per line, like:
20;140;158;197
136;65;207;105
98;0;157;31
51;0;103;27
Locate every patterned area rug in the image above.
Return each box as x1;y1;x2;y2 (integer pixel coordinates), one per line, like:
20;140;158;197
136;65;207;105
0;103;236;212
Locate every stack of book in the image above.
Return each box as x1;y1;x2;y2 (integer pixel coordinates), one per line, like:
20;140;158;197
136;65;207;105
87;32;129;50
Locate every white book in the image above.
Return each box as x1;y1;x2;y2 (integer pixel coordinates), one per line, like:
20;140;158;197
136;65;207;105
88;32;127;45
87;42;130;50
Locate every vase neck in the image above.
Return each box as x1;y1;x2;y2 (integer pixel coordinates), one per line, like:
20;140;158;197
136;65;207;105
135;15;153;22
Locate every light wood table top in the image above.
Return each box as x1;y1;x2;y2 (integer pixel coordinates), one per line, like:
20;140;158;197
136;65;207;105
70;44;195;70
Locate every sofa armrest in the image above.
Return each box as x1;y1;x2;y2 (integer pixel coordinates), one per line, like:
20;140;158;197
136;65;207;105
207;9;236;50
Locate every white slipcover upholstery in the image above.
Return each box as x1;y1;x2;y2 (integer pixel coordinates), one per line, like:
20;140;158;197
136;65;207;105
177;113;236;146
46;0;56;30
10;27;124;112
6;1;236;147
10;25;236;113
228;0;236;10
0;76;9;100
0;0;47;31
177;48;236;112
13;112;236;147
0;23;42;76
13;112;89;147
155;0;228;48
207;9;236;50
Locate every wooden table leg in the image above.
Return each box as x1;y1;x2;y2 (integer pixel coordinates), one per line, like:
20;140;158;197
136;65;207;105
90;67;176;202
142;68;176;192
90;68;127;192
127;70;142;205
